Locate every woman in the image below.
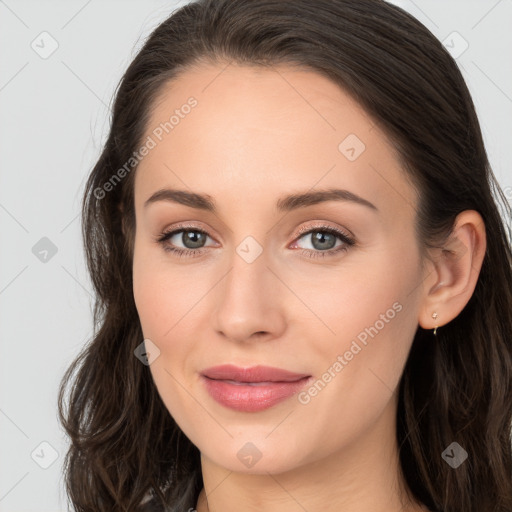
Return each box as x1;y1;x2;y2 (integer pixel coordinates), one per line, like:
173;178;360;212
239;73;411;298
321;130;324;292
57;0;512;511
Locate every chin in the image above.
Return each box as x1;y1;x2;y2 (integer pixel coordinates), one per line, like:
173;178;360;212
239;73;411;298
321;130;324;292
199;439;313;476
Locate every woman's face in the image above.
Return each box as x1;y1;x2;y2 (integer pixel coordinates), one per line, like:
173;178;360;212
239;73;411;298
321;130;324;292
132;62;427;474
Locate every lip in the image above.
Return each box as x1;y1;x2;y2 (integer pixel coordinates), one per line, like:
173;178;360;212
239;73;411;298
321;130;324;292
201;365;312;412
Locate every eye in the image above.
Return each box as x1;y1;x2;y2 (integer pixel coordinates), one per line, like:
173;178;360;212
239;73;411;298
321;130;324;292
155;224;216;257
155;223;356;259
291;224;355;259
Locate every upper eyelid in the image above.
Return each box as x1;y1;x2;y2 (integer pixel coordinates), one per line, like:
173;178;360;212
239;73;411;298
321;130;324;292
162;219;352;234
294;223;353;239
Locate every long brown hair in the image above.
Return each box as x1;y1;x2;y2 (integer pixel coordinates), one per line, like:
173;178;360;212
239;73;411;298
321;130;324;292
57;0;512;510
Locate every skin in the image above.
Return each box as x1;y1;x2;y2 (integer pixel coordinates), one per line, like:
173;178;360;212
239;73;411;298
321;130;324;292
131;62;486;512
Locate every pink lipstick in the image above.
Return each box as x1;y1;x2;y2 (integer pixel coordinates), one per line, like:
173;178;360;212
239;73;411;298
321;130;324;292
201;364;312;412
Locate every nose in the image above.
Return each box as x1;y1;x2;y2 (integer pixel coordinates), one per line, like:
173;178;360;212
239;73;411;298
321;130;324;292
212;247;287;344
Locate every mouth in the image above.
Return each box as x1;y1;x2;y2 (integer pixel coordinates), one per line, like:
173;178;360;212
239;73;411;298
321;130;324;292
201;364;310;383
213;379;293;386
200;364;312;412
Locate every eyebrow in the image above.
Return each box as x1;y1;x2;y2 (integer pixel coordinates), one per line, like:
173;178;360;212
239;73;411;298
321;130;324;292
143;187;378;213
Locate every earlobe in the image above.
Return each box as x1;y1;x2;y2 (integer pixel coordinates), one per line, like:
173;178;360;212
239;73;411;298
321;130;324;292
418;210;486;332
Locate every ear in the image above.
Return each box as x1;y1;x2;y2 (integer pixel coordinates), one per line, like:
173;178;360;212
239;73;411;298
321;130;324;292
418;210;487;331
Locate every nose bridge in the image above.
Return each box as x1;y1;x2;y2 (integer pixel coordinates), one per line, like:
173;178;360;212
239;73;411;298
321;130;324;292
213;238;285;342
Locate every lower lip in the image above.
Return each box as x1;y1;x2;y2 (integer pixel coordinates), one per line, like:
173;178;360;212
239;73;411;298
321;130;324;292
201;375;312;412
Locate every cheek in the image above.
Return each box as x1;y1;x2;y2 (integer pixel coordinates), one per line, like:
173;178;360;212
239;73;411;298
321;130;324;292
297;245;421;442
132;249;202;428
310;254;418;408
132;243;214;394
132;241;205;338
301;236;420;355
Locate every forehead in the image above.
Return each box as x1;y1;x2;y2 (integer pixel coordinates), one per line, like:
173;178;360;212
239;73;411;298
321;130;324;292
134;62;417;219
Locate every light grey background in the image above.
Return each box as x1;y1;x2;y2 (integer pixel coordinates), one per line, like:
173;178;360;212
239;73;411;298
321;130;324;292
1;1;511;510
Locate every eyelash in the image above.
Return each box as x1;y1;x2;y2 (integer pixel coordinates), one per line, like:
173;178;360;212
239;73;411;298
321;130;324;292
155;223;356;259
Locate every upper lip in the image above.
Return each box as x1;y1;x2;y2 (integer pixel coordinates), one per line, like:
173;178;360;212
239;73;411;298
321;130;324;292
201;364;310;383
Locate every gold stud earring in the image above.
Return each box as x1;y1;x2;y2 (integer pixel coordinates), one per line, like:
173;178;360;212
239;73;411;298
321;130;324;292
432;311;438;335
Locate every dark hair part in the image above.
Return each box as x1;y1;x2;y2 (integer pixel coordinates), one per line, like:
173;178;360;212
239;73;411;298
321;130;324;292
58;0;512;510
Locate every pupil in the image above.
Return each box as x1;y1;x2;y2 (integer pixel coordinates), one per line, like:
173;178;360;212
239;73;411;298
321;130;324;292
179;230;336;251
312;231;335;250
183;231;205;249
